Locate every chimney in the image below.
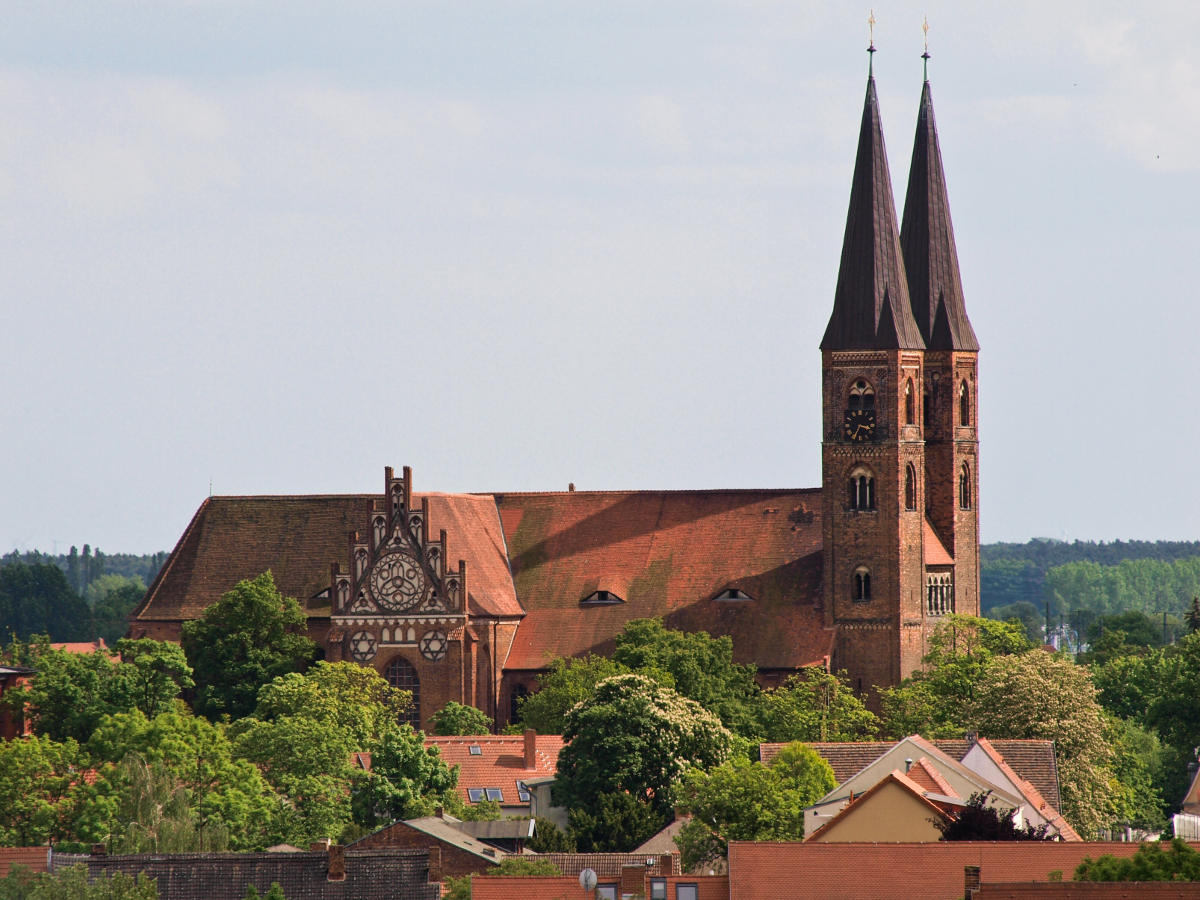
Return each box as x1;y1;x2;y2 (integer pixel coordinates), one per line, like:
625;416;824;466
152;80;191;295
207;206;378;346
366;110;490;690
524;728;537;769
310;839;331;852
435;806;445;819
963;865;981;897
327;844;346;882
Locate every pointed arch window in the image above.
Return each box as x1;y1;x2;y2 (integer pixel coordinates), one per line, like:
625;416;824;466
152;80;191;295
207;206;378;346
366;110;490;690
847;379;875;410
959;462;972;509
905;463;917;510
847;465;876;511
959;380;971;426
853;567;872;601
904;380;915;425
386;656;421;728
510;683;529;724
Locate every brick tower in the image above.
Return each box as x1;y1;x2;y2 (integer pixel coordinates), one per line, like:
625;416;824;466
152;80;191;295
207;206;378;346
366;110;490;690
899;71;981;626
821;57;980;694
821;62;929;692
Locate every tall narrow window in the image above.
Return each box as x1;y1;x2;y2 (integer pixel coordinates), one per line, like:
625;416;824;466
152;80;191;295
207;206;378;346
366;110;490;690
959;462;972;509
959;380;971;426
510;683;529;723
905;463;917;510
848;466;875;511
904;380;915;425
386;656;421;728
848;379;875;410
853;567;871;601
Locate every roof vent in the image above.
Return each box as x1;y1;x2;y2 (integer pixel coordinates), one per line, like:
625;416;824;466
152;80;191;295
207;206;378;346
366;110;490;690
713;588;754;602
581;590;623;606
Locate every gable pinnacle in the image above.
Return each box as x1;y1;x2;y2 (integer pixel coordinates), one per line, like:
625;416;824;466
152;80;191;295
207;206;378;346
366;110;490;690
922;16;930;82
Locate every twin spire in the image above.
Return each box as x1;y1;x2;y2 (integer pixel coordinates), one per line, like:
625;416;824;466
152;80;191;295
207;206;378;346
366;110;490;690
821;58;977;352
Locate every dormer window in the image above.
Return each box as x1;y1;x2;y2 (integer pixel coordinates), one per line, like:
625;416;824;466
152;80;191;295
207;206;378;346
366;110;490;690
713;588;754;602
581;590;623;606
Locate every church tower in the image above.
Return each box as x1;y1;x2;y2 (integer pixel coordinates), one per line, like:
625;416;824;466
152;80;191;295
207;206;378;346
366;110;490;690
820;59;929;691
899;63;981;624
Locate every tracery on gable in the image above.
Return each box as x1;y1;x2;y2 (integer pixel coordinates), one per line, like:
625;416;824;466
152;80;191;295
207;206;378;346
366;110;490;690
329;466;469;664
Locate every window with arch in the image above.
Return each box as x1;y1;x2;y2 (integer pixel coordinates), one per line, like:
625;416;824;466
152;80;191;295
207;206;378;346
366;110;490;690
386;656;421;728
847;465;876;511
905;463;917;510
847;379;875;410
904;380;915;425
853;567;871;601
959;462;972;509
926;573;954;616
959;380;971;426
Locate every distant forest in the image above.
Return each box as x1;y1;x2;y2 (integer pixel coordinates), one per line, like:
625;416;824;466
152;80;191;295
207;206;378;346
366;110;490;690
0;547;167;645
3;539;1200;645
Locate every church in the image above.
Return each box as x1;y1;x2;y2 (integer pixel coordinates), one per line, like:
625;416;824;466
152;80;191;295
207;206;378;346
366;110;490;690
131;57;980;729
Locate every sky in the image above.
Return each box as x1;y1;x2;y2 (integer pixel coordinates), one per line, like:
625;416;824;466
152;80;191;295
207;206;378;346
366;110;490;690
2;1;1199;555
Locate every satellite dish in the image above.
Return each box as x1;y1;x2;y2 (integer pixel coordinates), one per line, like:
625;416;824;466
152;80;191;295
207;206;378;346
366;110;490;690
579;868;598;890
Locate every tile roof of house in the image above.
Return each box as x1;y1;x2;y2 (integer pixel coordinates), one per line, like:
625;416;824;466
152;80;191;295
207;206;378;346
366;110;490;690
470;877;592;900
425;734;563;810
905;757;955;796
535;853;680;878
727;841;1178;900
493;489;830;670
355;816;510;863
970;738;1080;841
133;493;520;623
0;847;49;878
61;848;440;900
805;769;960;842
821;73;924;351
49;639;109;655
762;738;1062;813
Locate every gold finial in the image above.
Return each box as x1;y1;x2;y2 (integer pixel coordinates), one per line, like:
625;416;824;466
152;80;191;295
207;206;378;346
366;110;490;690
921;15;931;81
868;9;877;73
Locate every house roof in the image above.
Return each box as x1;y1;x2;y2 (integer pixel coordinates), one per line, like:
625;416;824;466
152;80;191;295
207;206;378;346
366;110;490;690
62;848;440;900
900;79;979;352
762;738;1062;814
49;640;110;655
494;489;829;670
362;816;511;863
966;738;1080;841
425;734;563;809
726;841;1175;900
821;72;924;351
133;492;520;623
470;877;591;900
805;769;962;842
535;853;680;878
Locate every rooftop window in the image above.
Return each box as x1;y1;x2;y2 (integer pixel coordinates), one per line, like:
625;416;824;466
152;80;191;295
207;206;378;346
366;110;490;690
713;588;754;602
581;590;623;606
517;781;531;802
485;788;504;802
467;788;485;803
469;745;482;756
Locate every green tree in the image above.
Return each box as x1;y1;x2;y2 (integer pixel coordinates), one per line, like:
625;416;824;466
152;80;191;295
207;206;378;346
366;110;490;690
0;864;158;900
566;790;670;853
243;885;287;900
526;817;574;852
108;754;230;853
675;743;835;868
934;791;1053;841
0;562;90;642
182;572;317;721
1187;597;1200;634
963;651;1116;839
515;654;632;734
90;577;147;646
613;618;763;738
554;674;733;850
114;638;194;718
0;734;103;846
428;701;492;736
351;723;458;826
10;642;134;743
1075;838;1200;882
88;706;280;851
757;668;879;742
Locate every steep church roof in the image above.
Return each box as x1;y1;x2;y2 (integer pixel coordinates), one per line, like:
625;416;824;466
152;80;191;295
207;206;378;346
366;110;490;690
900;78;979;351
821;71;924;351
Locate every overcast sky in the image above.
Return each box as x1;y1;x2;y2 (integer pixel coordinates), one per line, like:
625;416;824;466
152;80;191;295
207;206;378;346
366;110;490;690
2;1;1198;555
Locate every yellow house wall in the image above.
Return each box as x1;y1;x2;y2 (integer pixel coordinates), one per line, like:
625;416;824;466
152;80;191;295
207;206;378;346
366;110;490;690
810;782;945;843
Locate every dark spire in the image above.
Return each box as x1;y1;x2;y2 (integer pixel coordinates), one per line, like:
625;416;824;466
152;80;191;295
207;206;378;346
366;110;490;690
900;77;979;351
821;71;925;351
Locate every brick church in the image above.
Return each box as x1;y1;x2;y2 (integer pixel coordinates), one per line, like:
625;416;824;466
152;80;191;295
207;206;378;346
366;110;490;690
131;60;980;728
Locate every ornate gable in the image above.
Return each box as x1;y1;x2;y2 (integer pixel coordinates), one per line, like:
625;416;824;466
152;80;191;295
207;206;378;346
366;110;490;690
329;466;469;666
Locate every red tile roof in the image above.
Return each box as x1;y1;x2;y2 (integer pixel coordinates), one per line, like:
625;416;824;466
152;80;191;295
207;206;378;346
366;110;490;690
970;738;1080;841
135;493;520;623
494;489;829;670
906;757;955;796
426;734;563;810
727;842;1188;900
761;738;1063;814
923;520;954;566
50;639;110;655
470;877;591;900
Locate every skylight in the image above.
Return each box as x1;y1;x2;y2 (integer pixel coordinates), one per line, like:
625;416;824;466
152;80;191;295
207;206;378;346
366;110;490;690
469;745;482;755
713;588;754;601
485;788;504;802
467;788;485;803
581;590;624;606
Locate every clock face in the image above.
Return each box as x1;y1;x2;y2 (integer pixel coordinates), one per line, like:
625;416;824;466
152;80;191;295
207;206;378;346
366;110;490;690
368;550;430;612
843;408;877;442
